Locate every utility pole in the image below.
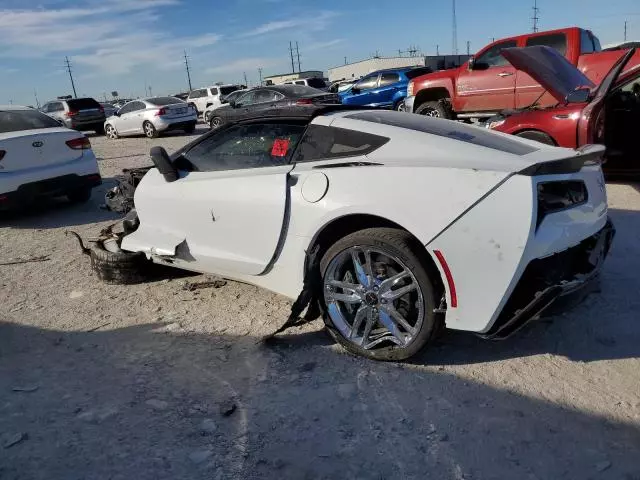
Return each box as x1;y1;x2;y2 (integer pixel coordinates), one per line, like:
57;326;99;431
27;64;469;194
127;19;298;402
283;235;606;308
258;67;263;86
624;20;628;41
149;86;152;97
344;56;347;65
183;50;193;92
34;89;40;108
532;0;540;33
452;0;458;55
289;41;296;73
243;72;248;87
64;56;78;98
466;41;470;55
436;44;440;56
295;41;301;73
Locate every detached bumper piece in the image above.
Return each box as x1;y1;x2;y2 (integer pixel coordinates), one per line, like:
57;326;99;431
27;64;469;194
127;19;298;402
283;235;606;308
0;173;102;210
481;220;615;340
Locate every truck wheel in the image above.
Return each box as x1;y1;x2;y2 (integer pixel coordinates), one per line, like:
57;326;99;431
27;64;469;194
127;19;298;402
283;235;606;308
515;130;556;146
415;100;454;119
89;241;149;285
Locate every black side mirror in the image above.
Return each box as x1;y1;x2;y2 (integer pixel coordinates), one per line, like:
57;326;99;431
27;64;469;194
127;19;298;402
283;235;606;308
351;87;361;94
150;146;178;183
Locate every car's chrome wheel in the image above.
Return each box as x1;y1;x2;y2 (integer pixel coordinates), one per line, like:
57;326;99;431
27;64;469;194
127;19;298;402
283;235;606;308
210;116;223;130
143;121;158;138
323;246;425;350
395;100;406;112
105;124;118;139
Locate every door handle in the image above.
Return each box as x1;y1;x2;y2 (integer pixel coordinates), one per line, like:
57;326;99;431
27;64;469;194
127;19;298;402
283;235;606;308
497;72;514;77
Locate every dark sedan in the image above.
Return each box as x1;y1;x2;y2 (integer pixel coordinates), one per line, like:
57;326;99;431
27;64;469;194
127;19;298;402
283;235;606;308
207;85;340;129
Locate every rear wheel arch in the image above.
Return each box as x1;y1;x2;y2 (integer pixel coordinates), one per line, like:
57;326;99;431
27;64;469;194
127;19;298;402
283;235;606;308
306;214;445;300
414;87;451;108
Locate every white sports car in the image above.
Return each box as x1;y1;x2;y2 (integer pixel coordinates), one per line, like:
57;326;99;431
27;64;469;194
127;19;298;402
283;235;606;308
97;106;614;360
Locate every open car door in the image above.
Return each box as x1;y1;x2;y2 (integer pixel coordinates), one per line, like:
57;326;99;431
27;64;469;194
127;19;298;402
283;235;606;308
123;121;306;276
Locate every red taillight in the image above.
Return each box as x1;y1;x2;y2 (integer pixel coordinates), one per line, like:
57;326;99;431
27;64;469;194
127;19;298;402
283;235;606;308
65;110;79;117
155;108;167;116
433;250;457;308
296;98;314;105
65;137;91;150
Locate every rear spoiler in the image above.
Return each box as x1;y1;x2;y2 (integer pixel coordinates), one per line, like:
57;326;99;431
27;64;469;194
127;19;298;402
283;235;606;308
518;145;604;176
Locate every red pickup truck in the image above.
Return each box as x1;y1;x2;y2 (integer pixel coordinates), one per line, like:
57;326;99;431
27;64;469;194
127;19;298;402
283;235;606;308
405;27;633;120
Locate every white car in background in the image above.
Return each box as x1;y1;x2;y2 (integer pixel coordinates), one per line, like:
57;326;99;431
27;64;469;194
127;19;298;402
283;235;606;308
104;97;197;139
94;107;613;361
202;89;247;123
186;85;243;115
0;106;101;209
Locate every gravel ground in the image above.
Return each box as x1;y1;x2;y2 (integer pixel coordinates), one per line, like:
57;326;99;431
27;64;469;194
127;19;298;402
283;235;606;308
1;127;639;480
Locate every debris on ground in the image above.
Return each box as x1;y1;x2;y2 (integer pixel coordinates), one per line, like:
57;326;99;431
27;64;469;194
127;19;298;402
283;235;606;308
103;167;152;213
182;276;227;291
595;460;612;472
0;255;50;266
12;385;39;393
218;400;237;417
146;399;170;411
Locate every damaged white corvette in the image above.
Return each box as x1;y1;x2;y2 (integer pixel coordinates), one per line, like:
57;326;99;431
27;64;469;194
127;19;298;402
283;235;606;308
91;106;614;360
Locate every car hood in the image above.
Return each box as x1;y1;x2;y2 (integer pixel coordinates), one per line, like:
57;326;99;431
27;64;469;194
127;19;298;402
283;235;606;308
502;46;595;103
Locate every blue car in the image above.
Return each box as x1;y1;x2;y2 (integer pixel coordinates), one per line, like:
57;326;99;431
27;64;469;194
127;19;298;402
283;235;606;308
339;66;432;110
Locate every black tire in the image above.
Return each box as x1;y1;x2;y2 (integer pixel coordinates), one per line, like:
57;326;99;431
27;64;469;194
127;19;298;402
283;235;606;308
94;124;105;135
67;187;92;204
319;228;441;361
209;116;224;130
415;99;454;119
203;111;211;123
143;121;159;139
88;241;149;285
394;99;406;111
515;130;556;146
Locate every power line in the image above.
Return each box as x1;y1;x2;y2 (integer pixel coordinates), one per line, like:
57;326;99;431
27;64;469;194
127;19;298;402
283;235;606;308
64;56;77;99
295;41;301;73
452;0;458;55
532;0;540;32
183;50;193;92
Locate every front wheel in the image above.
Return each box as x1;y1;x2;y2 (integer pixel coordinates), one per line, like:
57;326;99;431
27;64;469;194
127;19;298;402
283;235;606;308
105;124;118;139
394;100;406;112
209;116;224;130
143;121;159;139
203;111;211;123
320;228;441;361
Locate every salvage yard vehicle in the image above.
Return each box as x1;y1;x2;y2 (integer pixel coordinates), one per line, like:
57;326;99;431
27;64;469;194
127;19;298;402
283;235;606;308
186;85;244;115
83;106;614;361
339;66;432;111
104;97;197;139
40;97;106;134
405;26;640;120
207;85;340;129
203;89;248;124
0;106;101;209
488;47;640;175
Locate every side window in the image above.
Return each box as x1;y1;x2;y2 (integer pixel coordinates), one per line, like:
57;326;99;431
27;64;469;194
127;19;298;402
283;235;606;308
295;80;305;85
51;102;64;112
236;91;256;106
132;101;146;111
181;123;306;172
580;29;595;54
475;40;518;68
41;103;50;113
379;73;401;87
118;102;136;114
354;75;379;90
209;88;219;96
254;90;282;103
293;125;389;162
526;33;568;56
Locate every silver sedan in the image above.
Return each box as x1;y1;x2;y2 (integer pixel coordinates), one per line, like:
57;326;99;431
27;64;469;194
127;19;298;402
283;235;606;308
104;97;197;139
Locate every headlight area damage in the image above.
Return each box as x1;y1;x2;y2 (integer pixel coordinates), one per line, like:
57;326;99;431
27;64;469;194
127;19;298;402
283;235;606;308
103;167;152;214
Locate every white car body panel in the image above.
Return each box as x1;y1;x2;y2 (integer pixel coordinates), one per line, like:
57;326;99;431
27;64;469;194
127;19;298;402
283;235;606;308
121;110;610;334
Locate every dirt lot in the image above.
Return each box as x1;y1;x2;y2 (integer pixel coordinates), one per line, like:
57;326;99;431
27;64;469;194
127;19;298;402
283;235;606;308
1;127;639;480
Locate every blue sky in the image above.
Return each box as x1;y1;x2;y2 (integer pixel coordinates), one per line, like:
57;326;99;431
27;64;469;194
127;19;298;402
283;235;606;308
1;0;638;105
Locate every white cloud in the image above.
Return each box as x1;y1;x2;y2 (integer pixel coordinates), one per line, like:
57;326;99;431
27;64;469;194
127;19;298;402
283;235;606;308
206;57;283;74
0;1;219;76
306;39;344;51
241;11;338;38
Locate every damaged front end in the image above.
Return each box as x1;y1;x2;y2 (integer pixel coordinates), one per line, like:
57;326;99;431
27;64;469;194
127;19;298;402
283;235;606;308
103;167;152;214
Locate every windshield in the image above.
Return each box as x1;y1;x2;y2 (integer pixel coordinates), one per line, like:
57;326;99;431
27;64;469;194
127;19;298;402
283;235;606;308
306;78;327;88
0;109;61;133
220;86;240;96
405;67;433;79
147;97;184;106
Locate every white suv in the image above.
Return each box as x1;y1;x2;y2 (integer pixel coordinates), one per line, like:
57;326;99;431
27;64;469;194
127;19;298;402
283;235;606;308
186;85;243;115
